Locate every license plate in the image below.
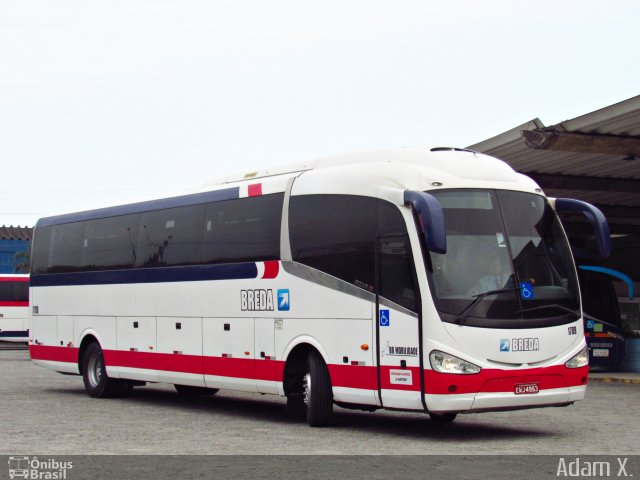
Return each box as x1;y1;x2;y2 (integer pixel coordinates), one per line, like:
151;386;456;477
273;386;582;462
592;348;609;357
515;383;539;395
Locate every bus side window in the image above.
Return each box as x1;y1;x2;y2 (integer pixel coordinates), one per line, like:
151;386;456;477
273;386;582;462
31;226;52;274
48;222;85;273
378;236;418;312
136;205;205;268
202;194;283;264
0;281;28;302
290;195;377;291
83;214;141;271
290;194;418;311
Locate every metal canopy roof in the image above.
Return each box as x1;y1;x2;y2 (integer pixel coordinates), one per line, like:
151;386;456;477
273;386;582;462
0;225;32;241
468;95;640;237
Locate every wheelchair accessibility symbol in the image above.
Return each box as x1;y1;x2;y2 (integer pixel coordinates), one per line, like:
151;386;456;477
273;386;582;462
519;282;534;300
379;309;390;327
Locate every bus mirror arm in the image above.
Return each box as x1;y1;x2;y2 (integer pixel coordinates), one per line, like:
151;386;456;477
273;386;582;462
554;198;611;259
404;190;447;254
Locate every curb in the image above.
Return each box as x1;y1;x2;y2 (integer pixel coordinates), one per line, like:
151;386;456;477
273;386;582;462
589;377;640;385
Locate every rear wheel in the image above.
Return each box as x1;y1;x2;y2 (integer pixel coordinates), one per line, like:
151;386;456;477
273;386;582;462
82;342;123;398
174;384;219;396
304;350;333;427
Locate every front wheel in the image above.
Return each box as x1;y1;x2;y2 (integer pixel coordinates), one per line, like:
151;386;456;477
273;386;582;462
303;350;333;427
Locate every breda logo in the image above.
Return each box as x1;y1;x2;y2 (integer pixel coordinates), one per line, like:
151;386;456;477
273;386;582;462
500;338;540;352
240;289;274;311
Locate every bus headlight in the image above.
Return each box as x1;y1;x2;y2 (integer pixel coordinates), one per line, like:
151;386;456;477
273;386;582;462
429;350;481;375
565;345;589;369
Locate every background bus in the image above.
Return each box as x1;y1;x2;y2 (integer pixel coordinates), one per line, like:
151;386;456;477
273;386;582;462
578;265;634;370
0;274;29;343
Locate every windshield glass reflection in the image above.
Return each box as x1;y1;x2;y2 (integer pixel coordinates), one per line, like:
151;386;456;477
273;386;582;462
428;189;580;327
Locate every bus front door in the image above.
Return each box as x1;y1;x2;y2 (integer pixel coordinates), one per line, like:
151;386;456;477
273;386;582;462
375;235;425;411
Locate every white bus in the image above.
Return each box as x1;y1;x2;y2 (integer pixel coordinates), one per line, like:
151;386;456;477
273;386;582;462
29;148;610;426
0;274;29;343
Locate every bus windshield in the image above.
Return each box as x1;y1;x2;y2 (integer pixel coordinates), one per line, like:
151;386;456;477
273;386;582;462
428;189;580;328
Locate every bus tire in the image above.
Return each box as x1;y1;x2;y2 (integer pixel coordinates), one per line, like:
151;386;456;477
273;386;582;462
82;342;119;398
174;384;219;396
304;350;333;427
286;392;305;420
429;412;457;423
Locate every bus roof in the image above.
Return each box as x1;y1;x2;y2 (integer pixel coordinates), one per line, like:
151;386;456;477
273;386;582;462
36;147;542;225
206;147;540;191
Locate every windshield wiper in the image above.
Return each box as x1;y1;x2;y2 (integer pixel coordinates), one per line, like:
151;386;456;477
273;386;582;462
516;304;579;317
456;287;520;326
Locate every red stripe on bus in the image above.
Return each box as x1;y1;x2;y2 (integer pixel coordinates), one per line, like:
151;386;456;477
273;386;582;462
115;350;286;381
261;261;280;279
32;345;285;382
328;364;377;390
30;345;79;363
0;277;29;282
30;345;588;395
248;183;262;197
203;356;284;381
329;365;422;391
0;301;28;307
112;350;204;374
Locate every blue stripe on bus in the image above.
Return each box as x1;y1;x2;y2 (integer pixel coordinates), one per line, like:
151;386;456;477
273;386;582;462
30;262;259;287
0;330;29;338
36;187;241;227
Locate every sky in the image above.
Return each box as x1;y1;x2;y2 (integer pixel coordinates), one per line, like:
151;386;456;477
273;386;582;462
2;0;639;227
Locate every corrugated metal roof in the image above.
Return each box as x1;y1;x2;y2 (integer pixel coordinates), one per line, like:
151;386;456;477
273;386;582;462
0;226;33;241
468;96;640;215
559;95;640;136
470;96;640;184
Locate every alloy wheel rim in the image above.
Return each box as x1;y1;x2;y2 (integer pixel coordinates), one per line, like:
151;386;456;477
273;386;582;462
87;354;102;387
302;373;311;406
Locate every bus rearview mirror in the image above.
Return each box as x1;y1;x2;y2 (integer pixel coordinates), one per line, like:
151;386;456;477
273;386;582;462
554;198;611;259
404;190;447;254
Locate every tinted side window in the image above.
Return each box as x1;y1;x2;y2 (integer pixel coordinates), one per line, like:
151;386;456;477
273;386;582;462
48;223;85;273
583;276;618;324
15;281;29;301
379;235;418;311
33;193;284;274
0;281;28;302
290;195;378;291
83;214;140;271
290;195;416;310
136;205;205;268
203;194;283;264
31;226;52;275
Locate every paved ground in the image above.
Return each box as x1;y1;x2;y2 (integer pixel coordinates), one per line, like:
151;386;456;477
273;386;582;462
1;348;638;456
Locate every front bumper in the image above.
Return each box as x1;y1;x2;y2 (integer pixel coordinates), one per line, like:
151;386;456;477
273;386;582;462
425;385;586;413
423;364;589;413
